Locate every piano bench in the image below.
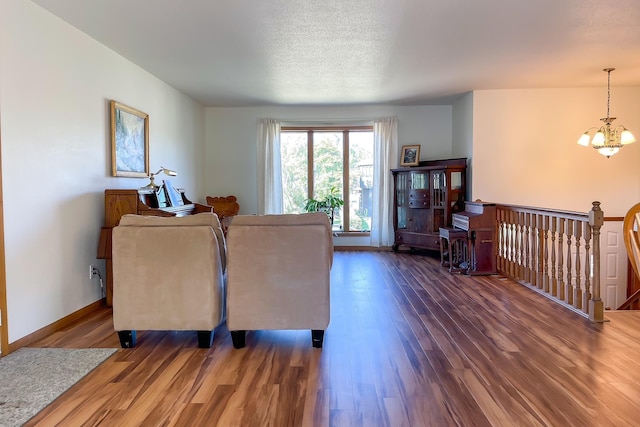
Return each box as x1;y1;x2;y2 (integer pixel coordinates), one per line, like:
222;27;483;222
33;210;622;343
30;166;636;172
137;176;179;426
439;227;468;273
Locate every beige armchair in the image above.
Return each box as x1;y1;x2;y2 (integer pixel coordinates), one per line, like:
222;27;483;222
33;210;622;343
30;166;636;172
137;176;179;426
112;213;227;348
226;212;333;349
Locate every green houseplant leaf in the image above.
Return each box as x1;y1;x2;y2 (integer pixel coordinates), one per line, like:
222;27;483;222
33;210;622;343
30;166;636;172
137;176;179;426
303;187;344;226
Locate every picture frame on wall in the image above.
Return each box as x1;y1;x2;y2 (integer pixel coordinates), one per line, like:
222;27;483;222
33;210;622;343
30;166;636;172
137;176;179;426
400;144;420;167
110;100;149;177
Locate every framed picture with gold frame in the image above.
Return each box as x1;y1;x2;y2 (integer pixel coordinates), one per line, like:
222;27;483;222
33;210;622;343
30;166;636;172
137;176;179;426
400;144;420;167
110;100;149;177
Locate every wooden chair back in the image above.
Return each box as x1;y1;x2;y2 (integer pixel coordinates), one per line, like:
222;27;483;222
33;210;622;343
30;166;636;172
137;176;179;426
205;195;240;221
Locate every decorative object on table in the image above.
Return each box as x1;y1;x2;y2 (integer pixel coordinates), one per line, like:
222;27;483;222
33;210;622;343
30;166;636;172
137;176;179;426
140;166;177;191
163;179;184;207
577;68;636;158
303;186;344;227
110;100;149;177
400;144;420;166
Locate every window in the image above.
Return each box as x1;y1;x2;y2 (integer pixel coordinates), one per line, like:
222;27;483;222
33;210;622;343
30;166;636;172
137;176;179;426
281;127;374;233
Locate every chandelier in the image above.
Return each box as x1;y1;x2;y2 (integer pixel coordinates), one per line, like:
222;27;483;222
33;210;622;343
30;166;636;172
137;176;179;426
577;68;636;158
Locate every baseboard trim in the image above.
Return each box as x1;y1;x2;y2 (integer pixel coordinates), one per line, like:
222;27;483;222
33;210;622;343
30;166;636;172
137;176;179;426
7;299;104;354
334;246;392;252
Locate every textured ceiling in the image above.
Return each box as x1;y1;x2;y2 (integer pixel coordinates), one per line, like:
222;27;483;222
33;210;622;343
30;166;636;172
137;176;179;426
31;0;640;106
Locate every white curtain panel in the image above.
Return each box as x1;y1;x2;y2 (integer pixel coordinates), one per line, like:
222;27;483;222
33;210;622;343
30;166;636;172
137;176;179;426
256;119;283;214
371;117;398;247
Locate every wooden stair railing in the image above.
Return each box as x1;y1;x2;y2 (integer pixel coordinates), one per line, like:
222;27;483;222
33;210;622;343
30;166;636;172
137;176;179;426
618;289;640;310
496;201;604;322
618;202;640;310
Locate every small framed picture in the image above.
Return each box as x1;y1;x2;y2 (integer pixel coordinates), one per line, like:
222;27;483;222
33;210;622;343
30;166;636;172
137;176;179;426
110;100;149;177
400;145;420;167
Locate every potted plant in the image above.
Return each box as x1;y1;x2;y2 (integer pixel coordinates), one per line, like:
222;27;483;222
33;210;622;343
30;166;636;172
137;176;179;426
303;187;344;227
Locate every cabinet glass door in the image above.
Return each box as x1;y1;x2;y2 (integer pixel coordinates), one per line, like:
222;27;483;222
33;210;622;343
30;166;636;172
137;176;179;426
410;172;429;190
449;171;465;212
450;171;462;190
431;171;446;207
396;173;408;229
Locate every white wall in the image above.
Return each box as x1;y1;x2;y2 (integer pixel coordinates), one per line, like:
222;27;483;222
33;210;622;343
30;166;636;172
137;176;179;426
0;0;205;343
472;88;640;217
204;105;453;214
452;93;474;200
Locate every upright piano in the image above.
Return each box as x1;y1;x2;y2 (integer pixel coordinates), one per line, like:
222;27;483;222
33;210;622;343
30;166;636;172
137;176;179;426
96;187;212;306
451;201;497;275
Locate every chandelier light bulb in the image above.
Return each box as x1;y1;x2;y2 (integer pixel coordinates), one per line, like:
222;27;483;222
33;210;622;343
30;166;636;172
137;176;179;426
620;128;636;145
577;132;591;147
592;131;605;146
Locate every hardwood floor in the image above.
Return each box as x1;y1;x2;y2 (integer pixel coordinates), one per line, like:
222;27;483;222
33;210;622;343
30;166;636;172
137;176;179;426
24;251;640;426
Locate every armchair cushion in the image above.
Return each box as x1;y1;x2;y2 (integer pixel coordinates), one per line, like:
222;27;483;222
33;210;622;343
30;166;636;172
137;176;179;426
118;212;227;272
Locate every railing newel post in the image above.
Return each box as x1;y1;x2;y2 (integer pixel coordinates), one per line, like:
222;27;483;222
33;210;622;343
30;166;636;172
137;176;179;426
589;201;604;322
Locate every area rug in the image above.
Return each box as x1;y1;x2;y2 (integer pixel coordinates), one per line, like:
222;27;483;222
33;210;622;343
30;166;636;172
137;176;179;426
0;347;117;427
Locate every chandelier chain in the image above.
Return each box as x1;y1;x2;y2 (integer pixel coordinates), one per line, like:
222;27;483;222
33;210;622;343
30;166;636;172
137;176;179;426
606;68;611;119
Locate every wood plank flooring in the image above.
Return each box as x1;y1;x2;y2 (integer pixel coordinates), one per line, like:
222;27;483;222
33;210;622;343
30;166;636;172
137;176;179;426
23;251;640;426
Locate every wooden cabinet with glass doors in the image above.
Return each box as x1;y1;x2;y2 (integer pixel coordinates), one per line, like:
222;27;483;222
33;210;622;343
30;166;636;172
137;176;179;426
391;158;467;252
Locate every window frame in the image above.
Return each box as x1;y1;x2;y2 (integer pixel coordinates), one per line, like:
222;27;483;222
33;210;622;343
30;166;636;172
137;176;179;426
281;125;373;235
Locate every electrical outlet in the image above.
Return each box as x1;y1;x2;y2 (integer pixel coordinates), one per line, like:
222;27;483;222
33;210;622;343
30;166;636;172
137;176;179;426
89;264;98;279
